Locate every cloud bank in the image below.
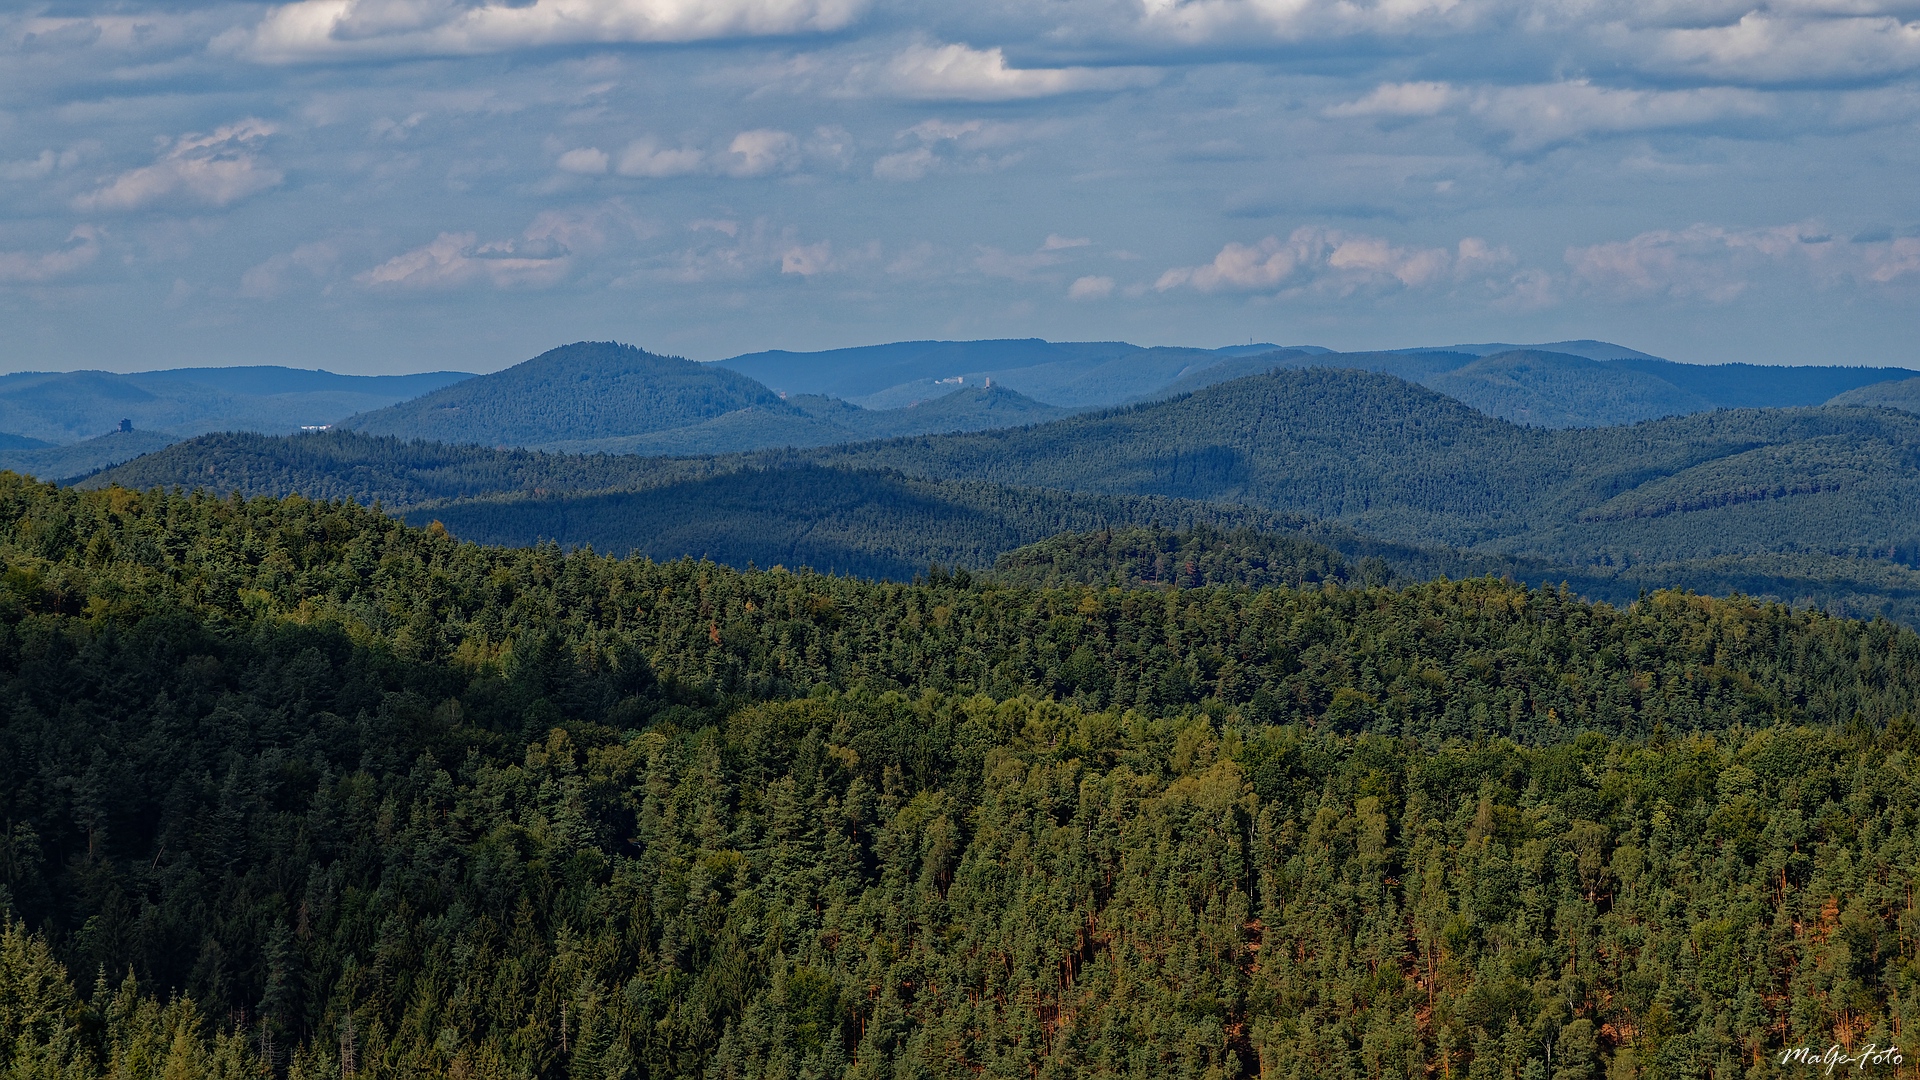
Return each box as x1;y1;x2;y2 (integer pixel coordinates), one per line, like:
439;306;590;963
73;121;283;212
227;0;868;61
6;0;1920;370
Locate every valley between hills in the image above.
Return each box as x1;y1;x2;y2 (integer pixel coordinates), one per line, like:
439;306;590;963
4;336;1920;1080
48;339;1920;627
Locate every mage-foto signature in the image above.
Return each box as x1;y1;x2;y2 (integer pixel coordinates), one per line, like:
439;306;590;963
1779;1046;1905;1074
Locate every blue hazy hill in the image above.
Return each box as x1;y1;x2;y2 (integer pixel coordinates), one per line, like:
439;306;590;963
0;365;471;444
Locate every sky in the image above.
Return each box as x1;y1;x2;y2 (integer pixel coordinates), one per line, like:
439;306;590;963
2;0;1919;375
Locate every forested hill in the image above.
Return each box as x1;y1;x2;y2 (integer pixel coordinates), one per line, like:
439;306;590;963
717;336;1920;427
804;367;1920;563
78;371;1920;622
3;474;1919;1079
989;524;1378;590
341;341;793;445
81;429;716;505
103;368;1920;566
1830;377;1920;412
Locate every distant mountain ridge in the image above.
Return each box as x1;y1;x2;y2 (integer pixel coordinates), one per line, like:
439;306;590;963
716;337;1920;428
720;339;1320;409
333;342;1079;457
0;365;470;444
0;364;474;479
81;389;1920;624
9;337;1919;485
789;367;1920;568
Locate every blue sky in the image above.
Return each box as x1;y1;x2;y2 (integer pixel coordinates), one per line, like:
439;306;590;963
3;0;1918;374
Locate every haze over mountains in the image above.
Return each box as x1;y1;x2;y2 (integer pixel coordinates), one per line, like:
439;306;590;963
716;337;1920;427
81;350;1920;625
9;337;1920;483
0;365;471;479
13;333;1920;623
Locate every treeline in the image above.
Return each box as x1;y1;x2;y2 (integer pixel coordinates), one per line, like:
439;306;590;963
5;475;1920;1078
8;475;1918;736
94;371;1920;569
84;429;714;507
82;430;1920;627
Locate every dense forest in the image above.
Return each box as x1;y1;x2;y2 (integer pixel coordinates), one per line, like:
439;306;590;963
85;430;714;507
3;473;1919;1079
83;368;1920;626
95;371;1920;565
990;524;1373;590
802;369;1920;564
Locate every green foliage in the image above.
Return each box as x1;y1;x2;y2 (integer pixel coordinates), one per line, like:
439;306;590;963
543;386;1075;458
83;430;712;507
990;524;1359;590
1;430;180;485
78;396;1920;625
1422;351;1712;428
805;369;1920;563
102;369;1920;570
3;475;1920;1077
1829;379;1920;413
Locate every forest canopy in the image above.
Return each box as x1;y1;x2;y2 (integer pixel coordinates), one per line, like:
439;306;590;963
2;473;1917;1080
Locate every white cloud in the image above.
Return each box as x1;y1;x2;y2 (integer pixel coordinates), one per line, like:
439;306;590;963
870;117;1024;181
1865;236;1920;282
1156;228;1508;294
1564;221;1920;301
0;227;101;284
972;233;1102;281
1640;12;1920;83
904;119;989;142
781;241;833;276
1329;79;1771;149
723;129;800;177
226;0;869;62
878;42;1159;101
358;231;570;289
1326;81;1460;118
1068;275;1114;299
240;240;341;298
355;209;624;290
1;148;86;182
873;147;936;181
650;219;858;283
1567;224;1796;301
557;147;610;174
609;131;806;179
1133;0;1478;45
617;138;705;178
804;126;855;170
1469;81;1771;150
73;120;282;212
